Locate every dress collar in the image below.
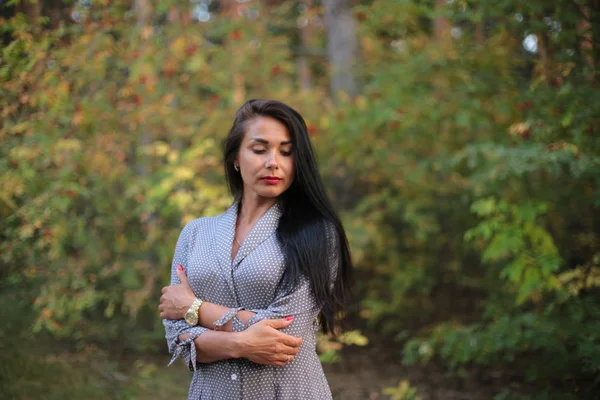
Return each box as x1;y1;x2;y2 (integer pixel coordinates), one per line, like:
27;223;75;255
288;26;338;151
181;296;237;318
214;200;283;296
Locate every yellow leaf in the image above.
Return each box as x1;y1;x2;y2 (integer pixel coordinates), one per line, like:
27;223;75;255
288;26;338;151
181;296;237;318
356;96;367;110
173;167;194;181
171;37;186;58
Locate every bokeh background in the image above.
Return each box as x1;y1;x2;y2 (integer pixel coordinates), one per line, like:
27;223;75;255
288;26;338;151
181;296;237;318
1;0;599;399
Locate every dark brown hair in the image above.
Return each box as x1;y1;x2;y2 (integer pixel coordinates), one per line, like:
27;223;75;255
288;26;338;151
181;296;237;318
223;99;352;334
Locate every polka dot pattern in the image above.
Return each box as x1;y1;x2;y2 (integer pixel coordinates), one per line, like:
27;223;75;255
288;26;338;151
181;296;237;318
163;201;335;399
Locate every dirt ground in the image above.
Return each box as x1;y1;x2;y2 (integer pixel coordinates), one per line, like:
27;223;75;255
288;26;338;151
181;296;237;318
322;342;503;400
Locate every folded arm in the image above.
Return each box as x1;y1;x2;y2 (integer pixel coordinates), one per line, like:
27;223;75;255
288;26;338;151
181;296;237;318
200;223;341;334
161;221;302;370
162;262;318;333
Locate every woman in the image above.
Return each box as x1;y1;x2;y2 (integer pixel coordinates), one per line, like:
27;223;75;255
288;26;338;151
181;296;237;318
159;99;352;399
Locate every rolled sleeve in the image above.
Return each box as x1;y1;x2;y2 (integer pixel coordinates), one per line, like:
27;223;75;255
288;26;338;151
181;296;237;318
231;277;322;333
213;307;244;330
164;320;208;371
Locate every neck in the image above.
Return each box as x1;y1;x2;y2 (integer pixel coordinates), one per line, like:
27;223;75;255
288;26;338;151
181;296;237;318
238;194;278;226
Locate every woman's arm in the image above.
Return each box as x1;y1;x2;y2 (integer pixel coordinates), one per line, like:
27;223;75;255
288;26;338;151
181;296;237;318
161;221;302;370
162;224;341;335
162;221;206;370
183;318;302;366
161;265;313;332
160;265;263;331
165;303;301;370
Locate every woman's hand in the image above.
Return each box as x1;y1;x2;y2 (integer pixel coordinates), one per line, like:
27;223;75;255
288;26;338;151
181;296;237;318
159;264;196;320
235;317;303;367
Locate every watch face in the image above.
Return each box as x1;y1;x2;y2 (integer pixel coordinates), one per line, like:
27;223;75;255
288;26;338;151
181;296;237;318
185;311;198;326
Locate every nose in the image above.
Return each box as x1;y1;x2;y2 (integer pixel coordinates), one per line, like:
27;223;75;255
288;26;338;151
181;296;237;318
265;152;279;169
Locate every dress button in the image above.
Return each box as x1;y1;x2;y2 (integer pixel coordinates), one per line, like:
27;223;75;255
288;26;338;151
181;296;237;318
231;373;237;380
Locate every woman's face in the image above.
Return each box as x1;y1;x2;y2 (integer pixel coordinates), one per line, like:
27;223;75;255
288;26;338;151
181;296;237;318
235;116;295;201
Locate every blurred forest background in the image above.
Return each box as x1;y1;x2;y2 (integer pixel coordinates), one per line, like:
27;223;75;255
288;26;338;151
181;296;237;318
1;0;599;399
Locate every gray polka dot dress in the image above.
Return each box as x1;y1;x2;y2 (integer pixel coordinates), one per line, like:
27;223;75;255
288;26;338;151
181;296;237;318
163;201;336;399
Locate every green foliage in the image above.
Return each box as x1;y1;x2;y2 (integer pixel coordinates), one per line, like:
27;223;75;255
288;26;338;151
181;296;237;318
400;200;599;395
0;286;190;400
1;0;599;398
465;198;561;304
0;0;306;348
317;330;369;364
383;380;422;400
322;0;600;397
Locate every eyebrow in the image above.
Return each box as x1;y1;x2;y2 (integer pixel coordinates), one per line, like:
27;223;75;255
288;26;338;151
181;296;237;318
248;138;292;145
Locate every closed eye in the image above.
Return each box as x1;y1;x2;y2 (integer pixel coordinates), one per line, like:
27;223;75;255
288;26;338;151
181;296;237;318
252;149;292;156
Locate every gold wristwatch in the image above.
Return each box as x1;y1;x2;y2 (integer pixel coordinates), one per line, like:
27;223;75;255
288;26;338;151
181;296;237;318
184;298;204;326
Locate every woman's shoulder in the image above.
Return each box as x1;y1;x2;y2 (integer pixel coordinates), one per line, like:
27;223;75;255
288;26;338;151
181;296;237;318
179;207;231;237
181;214;219;234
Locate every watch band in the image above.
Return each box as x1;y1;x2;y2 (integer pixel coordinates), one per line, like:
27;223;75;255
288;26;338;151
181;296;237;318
186;298;203;325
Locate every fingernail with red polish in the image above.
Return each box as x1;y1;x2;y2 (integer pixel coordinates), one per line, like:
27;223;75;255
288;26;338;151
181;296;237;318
285;315;294;321
177;264;183;271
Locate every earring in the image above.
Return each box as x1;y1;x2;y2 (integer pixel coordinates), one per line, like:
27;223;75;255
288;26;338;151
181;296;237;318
234;165;240;172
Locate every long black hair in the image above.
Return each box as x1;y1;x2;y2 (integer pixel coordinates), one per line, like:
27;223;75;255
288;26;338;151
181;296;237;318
223;99;352;334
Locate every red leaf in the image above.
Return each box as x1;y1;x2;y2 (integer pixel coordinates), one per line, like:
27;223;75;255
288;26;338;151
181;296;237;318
270;65;282;76
165;68;176;78
185;45;199;56
516;101;533;111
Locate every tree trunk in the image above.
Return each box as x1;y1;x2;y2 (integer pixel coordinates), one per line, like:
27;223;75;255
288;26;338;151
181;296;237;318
432;0;450;41
15;1;71;30
323;0;358;98
17;0;42;23
221;0;246;105
576;3;593;73
297;0;313;91
133;0;154;178
474;21;485;46
46;1;71;28
591;0;600;81
134;0;152;28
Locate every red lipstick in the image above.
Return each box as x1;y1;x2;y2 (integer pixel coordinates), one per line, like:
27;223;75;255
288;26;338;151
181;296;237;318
261;176;281;185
